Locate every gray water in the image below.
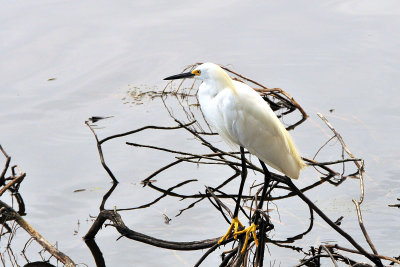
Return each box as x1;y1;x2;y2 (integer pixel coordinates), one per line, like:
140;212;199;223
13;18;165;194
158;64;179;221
1;1;400;266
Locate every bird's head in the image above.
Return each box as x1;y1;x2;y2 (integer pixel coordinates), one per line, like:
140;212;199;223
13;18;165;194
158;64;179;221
164;62;231;84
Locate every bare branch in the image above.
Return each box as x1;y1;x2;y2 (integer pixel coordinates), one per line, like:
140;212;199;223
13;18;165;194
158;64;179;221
0;200;76;267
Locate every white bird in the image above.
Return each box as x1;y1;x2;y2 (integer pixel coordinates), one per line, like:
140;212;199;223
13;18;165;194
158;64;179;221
164;62;306;252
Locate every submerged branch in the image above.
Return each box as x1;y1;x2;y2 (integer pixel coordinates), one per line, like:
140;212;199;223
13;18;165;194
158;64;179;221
84;209;227;250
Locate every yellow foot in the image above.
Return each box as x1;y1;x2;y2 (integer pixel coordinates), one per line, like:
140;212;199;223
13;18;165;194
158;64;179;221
234;223;259;254
218;217;244;244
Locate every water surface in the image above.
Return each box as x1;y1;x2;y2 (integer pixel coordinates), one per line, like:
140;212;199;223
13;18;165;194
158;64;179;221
1;1;400;266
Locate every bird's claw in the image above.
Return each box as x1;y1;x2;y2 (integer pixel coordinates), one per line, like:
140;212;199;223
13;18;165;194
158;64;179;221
218;217;244;244
218;218;259;254
235;223;259;254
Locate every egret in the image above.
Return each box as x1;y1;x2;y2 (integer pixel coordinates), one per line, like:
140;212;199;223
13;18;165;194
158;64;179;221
164;62;306;253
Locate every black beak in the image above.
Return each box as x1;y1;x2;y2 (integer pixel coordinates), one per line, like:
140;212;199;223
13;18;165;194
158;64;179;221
164;72;195;80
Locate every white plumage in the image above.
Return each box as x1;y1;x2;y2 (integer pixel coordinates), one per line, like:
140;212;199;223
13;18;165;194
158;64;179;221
163;62;306;249
195;63;305;179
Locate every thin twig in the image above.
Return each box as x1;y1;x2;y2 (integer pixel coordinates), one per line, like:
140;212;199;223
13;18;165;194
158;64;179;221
100;121;196;144
0;145;11;185
318;114;379;256
325;244;400;265
85;121;118;183
205;186;234;219
320;245;338;267
284;178;382;266
317;113;360;169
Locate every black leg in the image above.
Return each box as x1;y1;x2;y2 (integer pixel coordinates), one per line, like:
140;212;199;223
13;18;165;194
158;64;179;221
256;217;266;267
257;160;271;211
233;146;247;218
255;160;271;267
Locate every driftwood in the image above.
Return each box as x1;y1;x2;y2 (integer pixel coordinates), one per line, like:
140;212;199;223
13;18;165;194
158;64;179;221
0;145;76;267
82;64;398;266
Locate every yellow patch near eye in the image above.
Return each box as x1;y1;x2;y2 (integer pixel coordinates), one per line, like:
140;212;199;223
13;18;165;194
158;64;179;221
192;70;201;76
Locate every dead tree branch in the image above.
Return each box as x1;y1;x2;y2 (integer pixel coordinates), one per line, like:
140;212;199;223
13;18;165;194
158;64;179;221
0;145;76;266
83;209;229;250
318;113;379;256
0;200;76;267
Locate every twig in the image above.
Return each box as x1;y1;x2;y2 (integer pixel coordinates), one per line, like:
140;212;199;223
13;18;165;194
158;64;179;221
0;173;25;197
217;64;308;120
85;121;118;183
0;200;76;267
320;245;338;267
100;121;196;144
206;186;234;219
318;114;379;256
193;243;220;267
317;113;360;169
325;244;400;265
284;178;382;266
352;161;378;255
306;158;362;166
99;182;118;211
0;145;11;185
117;179;197;211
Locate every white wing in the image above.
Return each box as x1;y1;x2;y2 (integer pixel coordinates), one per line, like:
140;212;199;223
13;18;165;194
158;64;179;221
198;79;305;179
219;81;305;179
